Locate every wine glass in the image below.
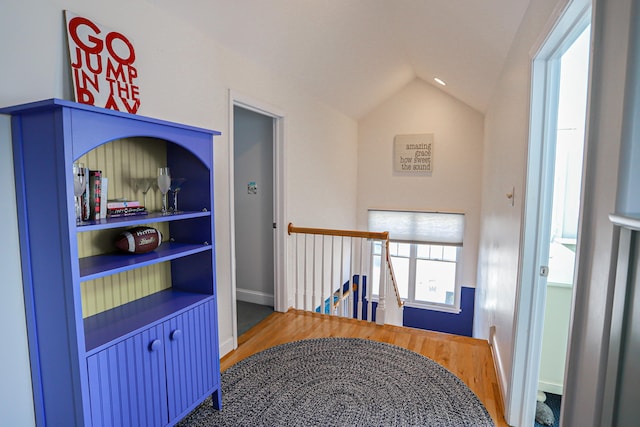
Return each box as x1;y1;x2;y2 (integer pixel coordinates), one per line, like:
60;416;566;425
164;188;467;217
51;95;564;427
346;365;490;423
72;163;87;223
170;178;186;213
157;167;171;214
141;177;156;212
130;177;140;200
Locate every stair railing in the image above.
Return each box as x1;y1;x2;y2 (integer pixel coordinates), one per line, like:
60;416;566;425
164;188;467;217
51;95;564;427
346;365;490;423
288;223;404;326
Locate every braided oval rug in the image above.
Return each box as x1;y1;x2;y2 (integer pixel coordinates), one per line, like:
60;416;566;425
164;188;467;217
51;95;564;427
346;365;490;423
178;337;495;426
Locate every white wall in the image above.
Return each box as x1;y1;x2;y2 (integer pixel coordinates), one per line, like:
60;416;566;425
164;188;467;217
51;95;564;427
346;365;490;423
357;78;484;289
0;1;358;424
0;116;36;427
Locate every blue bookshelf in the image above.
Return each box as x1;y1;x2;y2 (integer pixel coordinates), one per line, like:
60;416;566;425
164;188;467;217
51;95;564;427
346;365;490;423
1;99;222;426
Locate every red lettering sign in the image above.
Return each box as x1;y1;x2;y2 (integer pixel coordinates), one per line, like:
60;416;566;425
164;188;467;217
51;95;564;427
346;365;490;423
65;11;140;113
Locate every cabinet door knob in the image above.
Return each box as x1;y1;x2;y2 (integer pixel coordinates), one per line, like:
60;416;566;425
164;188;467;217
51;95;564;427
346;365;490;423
149;339;162;352
170;329;183;341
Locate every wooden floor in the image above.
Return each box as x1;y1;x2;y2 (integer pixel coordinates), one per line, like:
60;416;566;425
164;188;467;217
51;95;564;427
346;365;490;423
222;309;508;427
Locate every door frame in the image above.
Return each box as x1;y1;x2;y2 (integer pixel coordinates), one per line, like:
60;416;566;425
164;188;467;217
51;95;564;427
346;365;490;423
228;89;287;350
509;1;591;425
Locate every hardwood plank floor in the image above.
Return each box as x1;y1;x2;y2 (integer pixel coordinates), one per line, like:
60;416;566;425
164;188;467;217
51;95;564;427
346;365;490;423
221;309;508;426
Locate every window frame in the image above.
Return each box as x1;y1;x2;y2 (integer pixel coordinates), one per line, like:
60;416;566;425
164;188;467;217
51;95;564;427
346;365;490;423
372;240;463;314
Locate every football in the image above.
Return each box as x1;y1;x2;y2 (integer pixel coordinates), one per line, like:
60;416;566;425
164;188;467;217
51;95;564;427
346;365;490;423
115;226;162;254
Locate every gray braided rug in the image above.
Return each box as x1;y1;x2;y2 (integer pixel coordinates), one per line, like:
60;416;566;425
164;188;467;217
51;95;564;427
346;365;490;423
178;337;495;426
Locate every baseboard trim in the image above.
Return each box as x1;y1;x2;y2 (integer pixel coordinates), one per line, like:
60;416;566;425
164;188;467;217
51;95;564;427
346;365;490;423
489;327;509;424
538;380;564;396
219;336;235;358
237;288;274;306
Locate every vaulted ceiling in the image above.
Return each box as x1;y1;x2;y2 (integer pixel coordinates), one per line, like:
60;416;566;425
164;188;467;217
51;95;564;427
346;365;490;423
153;0;531;119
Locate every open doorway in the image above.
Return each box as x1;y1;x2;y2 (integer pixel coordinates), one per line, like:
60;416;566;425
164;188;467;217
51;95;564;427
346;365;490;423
534;23;590;426
233;105;275;336
510;1;592;426
228;91;287;350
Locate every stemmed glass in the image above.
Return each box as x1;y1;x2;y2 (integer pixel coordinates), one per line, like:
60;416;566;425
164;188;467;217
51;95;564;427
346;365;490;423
141;178;156;212
72;163;87;223
157;167;171;214
170;178;186;213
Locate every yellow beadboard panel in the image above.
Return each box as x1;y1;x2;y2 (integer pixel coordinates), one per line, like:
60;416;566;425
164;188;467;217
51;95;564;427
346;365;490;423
77;137;167;212
81;262;172;318
77;137;173;319
77;222;169;258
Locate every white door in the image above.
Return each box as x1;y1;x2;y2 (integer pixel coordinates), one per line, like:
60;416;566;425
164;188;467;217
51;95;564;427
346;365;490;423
536;25;590;399
510;1;592;425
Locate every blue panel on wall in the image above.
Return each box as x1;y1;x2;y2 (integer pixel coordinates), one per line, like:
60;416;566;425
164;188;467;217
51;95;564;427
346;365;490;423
403;287;475;337
315;275;474;337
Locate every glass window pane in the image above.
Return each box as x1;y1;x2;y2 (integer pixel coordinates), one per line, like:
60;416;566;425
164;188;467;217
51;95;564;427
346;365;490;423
414;259;456;305
397;242;411;257
389;242;399;256
373;241;382;256
390;256;409;299
416;243;430;259
430;245;444;260
443;246;458;261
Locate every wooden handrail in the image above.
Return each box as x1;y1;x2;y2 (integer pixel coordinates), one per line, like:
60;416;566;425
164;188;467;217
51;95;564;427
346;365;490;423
385;240;404;308
288;223;388;241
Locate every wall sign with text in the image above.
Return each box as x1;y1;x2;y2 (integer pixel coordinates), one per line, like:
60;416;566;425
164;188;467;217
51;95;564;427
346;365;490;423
65;11;140;114
393;134;434;175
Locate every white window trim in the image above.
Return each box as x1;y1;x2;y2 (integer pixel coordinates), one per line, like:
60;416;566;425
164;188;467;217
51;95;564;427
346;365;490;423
372;241;463;314
403;299;462;314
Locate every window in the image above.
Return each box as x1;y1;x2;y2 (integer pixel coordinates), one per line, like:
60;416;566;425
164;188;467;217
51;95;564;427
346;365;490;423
369;210;464;313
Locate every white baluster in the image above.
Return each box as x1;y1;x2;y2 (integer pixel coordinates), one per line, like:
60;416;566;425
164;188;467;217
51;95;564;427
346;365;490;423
366;239;373;322
336;236;344;317
329;236;335;316
303;234;308;311
312;235;317;313
356;238;364;320
320;234;324;314
376;240;387;325
295;234;300;309
348;237;354;319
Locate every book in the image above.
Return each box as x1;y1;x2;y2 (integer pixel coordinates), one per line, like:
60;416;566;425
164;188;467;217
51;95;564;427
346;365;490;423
88;170;102;220
106;200;141;209
100;177;108;220
80;169;90;220
107;210;148;218
107;206;148;218
81;188;90;221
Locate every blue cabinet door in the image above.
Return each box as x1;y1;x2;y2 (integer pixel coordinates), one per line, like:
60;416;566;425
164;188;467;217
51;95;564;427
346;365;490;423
87;324;168;427
164;299;220;421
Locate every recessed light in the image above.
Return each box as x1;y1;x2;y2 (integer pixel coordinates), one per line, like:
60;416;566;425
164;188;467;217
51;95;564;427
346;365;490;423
434;77;447;86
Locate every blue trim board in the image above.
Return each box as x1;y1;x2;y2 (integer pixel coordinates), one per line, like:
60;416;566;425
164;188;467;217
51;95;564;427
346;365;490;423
316;275;375;321
403;286;475;337
316;277;475;337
